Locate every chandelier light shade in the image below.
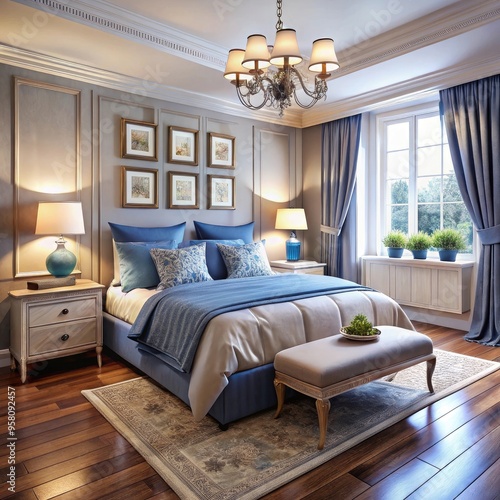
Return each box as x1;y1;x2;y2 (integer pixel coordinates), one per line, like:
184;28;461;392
224;0;340;116
269;29;302;67
242;35;271;71
224;49;253;81
35;201;85;277
309;38;340;74
275;208;308;261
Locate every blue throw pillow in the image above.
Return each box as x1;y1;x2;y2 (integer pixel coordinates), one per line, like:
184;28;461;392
179;239;244;279
193;221;254;244
109;221;186;244
217;241;275;278
115;240;178;292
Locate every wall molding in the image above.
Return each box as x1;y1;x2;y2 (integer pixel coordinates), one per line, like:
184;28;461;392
2;42;498;129
13;0;500;80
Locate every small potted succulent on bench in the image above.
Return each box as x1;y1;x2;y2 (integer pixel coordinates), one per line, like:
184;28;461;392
432;228;466;262
406;231;433;259
382;230;407;258
340;313;381;340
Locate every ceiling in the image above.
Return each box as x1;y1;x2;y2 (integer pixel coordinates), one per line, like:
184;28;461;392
1;0;499;127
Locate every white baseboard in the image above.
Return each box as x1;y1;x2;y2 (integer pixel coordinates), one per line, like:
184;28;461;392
0;349;11;368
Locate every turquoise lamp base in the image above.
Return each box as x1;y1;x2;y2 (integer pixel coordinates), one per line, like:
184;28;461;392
285;234;301;261
46;240;77;278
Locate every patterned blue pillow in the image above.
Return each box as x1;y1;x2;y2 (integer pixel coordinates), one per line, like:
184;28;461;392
150;243;213;290
216;241;274;279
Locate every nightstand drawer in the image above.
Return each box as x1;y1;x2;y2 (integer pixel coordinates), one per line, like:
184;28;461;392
29;297;97;327
29;319;97;356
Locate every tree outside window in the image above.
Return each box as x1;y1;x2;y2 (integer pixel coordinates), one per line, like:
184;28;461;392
381;108;473;253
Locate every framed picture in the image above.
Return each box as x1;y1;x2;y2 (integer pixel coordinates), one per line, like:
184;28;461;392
168;171;199;209
208;174;235;210
121;119;157;161
208;133;235;168
168;126;198;165
121;167;158;208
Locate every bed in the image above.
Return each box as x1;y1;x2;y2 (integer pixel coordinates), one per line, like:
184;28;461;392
103;221;414;428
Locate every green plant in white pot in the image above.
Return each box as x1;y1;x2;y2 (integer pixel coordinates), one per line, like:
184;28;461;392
382;230;407;258
406;232;432;259
432;228;466;262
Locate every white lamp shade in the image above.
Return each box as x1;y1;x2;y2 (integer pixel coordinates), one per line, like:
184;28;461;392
275;208;308;230
308;38;339;73
242;34;271;71
270;29;303;67
35;202;85;235
224;49;253;81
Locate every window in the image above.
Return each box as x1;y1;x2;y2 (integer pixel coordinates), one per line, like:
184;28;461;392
379;105;473;253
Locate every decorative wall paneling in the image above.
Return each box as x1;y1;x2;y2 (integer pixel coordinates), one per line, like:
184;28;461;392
14;77;81;278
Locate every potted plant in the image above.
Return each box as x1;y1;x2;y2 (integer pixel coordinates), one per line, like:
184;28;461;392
340;313;380;338
432;228;466;262
406;231;432;259
382;230;407;258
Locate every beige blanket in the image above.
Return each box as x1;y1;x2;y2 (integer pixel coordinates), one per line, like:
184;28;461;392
106;287;413;420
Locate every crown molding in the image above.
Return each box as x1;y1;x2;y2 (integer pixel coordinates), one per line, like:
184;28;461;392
0;44;302;127
12;0;228;70
301;54;500;128
1;43;499;130
12;0;500;79
333;0;500;78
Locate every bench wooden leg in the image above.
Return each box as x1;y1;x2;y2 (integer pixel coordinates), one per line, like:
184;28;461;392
274;379;286;418
426;356;437;393
316;398;331;450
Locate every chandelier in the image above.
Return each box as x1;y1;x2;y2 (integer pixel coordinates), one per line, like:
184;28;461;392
224;0;340;117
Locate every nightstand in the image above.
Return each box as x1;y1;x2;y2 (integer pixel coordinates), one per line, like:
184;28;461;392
9;279;105;383
270;260;327;275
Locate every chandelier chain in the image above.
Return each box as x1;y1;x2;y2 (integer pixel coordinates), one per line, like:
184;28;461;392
275;0;283;31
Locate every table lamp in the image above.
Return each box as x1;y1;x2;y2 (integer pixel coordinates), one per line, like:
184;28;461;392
275;208;308;261
35;201;85;277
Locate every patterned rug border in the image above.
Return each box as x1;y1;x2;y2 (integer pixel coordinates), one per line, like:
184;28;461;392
82;350;499;499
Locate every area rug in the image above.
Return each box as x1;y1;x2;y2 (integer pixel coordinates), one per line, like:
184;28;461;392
82;350;498;499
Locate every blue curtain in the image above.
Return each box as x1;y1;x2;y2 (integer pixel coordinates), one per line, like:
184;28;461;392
440;74;500;346
321;114;362;280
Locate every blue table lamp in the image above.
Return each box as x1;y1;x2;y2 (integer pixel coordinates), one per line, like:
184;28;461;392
35;202;85;277
275;208;308;261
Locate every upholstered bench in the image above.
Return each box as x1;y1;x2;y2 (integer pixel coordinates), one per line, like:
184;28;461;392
273;325;436;450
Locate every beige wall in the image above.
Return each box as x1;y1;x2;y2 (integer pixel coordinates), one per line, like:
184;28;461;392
0;63;304;352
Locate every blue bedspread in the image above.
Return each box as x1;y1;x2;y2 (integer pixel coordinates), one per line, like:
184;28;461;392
128;274;370;373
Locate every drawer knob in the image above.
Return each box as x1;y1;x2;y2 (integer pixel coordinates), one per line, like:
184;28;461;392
60;334;70;342
62;308;69;315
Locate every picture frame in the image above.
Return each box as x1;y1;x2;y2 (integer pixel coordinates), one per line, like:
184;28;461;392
208;133;235;169
168;171;199;209
121;167;158;208
168;126;199;165
121;119;157;161
208;174;235;210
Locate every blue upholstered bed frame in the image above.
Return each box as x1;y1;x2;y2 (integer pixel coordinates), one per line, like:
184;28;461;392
103;312;280;428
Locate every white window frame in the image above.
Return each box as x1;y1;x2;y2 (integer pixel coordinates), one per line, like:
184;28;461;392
375;102;474;259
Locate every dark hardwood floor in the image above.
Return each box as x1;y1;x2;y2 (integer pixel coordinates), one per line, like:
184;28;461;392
0;322;498;499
